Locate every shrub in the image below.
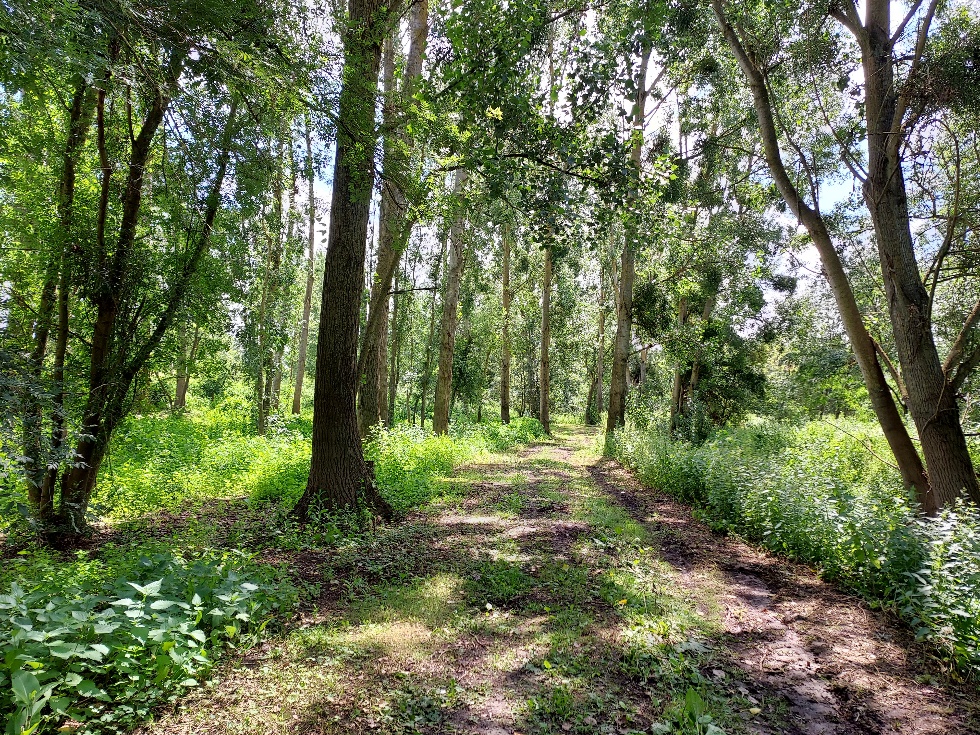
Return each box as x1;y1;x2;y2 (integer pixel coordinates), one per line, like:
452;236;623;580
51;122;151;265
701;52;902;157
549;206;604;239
613;419;980;677
1;547;295;735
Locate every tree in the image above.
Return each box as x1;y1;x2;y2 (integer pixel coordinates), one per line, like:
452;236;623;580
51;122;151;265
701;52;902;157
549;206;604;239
295;0;402;521
710;0;979;512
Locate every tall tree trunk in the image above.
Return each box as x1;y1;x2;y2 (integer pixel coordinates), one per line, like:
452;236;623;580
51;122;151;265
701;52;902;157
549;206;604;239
386;271;403;426
539;245;553;434
606;45;651;438
856;0;980;508
24;80;93;514
669;297;689;430
293;119;317;415
432;169;468;435
500;223;512;424
58;93;235;533
419;235;447;428
357;0;430;435
712;0;933;511
295;0;399;522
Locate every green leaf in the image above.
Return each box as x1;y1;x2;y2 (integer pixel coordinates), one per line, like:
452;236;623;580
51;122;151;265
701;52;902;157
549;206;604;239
129;579;163;597
12;670;40;704
76;679;109;701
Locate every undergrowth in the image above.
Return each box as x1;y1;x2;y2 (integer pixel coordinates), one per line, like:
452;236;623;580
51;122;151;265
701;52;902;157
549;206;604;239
612;419;980;678
0;401;544;734
1;545;295;735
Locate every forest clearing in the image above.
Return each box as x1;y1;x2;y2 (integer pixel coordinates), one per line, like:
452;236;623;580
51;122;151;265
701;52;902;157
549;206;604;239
3;0;980;732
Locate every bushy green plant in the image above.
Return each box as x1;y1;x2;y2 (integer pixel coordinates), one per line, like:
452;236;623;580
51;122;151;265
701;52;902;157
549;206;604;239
613;419;980;677
1;548;295;735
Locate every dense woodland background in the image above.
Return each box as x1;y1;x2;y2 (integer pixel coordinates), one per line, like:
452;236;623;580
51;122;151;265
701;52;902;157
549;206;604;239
1;0;980;732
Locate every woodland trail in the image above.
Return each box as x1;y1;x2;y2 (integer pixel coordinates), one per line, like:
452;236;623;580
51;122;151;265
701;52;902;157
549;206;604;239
139;426;977;735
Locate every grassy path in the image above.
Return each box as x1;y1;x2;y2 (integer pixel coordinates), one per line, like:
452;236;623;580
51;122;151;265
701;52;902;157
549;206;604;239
138;426;976;735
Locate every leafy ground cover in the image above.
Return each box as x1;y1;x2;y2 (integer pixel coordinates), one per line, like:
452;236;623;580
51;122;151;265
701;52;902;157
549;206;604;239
612;419;980;678
133;427;977;735
0;406;545;735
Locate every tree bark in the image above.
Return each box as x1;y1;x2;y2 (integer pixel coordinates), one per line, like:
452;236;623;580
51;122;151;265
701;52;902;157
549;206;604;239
712;0;935;511
500;223;512;424
432;169;468;435
539;245;553;434
606;44;650;437
292;118;316;415
295;0;399;522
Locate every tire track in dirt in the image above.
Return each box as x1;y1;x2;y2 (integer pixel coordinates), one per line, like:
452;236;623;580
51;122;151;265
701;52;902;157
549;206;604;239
585;449;979;735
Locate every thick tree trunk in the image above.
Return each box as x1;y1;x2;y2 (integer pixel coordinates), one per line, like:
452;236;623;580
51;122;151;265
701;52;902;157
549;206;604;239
712;0;933;511
606;45;650;438
539;245;552;434
296;0;399;522
858;1;980;508
357;0;430;435
500;223;512;424
432;169;468;435
292;120;316;415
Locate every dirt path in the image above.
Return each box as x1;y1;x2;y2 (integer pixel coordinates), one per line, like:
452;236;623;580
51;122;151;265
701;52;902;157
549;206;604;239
139;427;977;735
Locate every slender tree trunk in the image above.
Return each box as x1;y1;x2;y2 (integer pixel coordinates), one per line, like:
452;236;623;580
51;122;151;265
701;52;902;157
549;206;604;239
357;0;430;435
500;223;513;424
419;237;447;428
595;268;606;412
857;1;980;508
58;93;234;533
606;45;651;438
293;120;317;415
669;298;689;430
712;0;934;511
386;273;403;426
24;80;93;513
432;169;468;435
296;0;399;521
539;245;553;434
174;323;200;409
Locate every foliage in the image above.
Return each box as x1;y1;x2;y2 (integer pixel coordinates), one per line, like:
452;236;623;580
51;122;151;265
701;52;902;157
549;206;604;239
613;419;980;677
0;546;295;735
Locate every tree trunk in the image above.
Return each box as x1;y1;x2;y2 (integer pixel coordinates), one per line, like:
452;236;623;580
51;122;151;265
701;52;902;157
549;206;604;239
58;93;235;533
24;80;93;514
712;0;933;511
606;44;651;438
432;169;468;435
356;0;430;435
386;271;403;426
419;235;447;428
174;323;200;409
858;1;980;508
296;0;399;522
292;118;316;415
539;245;553;434
500;222;513;424
669;298;689;430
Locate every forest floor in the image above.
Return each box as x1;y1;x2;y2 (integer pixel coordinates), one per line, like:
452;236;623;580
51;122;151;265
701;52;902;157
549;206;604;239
137;426;978;735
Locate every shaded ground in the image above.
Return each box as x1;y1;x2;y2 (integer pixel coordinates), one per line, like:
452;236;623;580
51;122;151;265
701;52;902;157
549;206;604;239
136;426;977;735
